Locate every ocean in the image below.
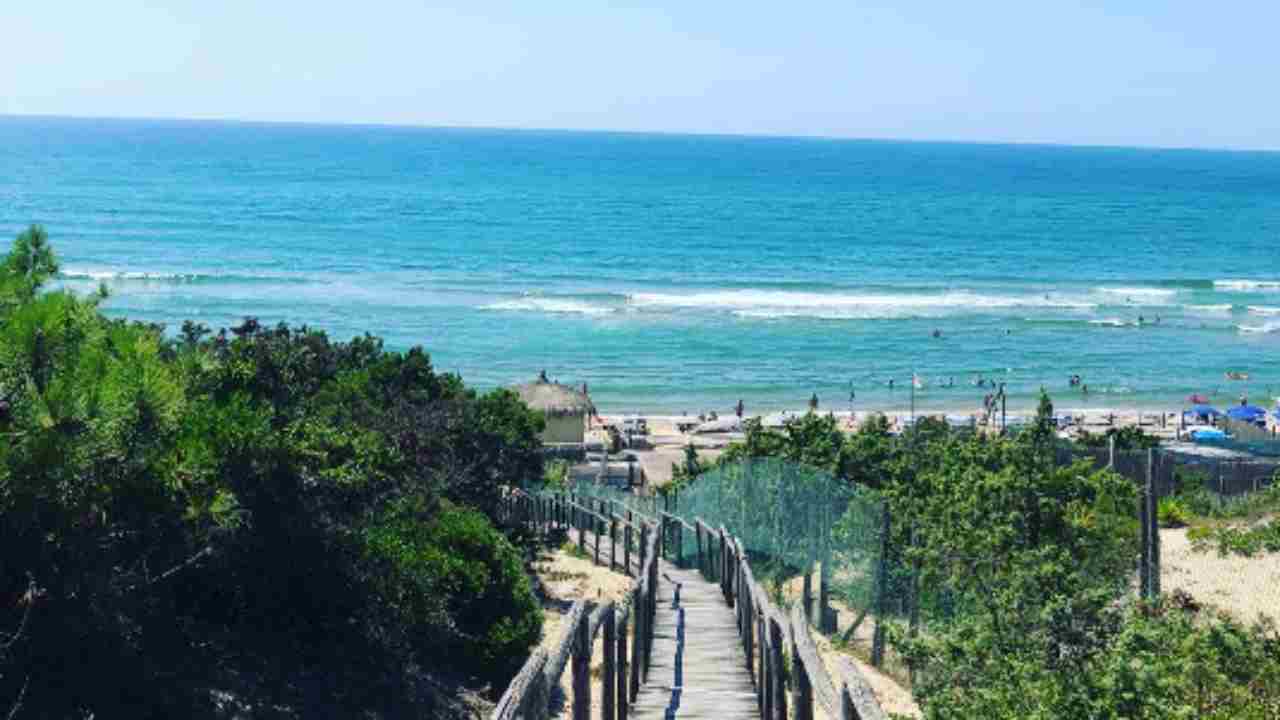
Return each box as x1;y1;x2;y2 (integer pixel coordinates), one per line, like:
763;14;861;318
2;115;1279;414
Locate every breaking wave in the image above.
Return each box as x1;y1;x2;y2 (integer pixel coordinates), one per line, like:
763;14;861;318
1215;279;1280;292
1238;321;1280;334
60;268;308;284
481;297;616;315
627;290;1098;317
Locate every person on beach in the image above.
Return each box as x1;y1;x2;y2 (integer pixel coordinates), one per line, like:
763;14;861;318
888;379;895;391
735;399;744;418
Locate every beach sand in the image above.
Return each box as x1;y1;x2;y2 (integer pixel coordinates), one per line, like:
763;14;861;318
532;539;635;720
1160;526;1280;624
593;403;1274;490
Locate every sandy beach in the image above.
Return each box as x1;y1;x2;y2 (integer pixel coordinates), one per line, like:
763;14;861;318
587;404;1279;489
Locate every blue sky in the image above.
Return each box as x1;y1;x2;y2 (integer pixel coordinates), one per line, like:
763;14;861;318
4;1;1278;149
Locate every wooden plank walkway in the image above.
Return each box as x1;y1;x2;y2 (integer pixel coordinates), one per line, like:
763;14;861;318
629;564;761;719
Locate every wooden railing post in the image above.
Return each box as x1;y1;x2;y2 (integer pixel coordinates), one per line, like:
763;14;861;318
617;605;630;720
744;578;755;678
625;512;633;573
769;615;787;720
871;505;891;668
610;515;618;571
639;525;648;578
763;613;774;719
594;517;602;566
757;611;766;711
572;608;591;720
790;614;814;720
629;587;642;701
695;521;705;576
601;603;616;720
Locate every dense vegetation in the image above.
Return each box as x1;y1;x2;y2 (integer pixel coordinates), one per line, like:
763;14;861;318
706;397;1280;718
0;227;545;719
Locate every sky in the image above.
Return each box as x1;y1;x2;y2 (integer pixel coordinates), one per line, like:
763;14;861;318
3;1;1279;150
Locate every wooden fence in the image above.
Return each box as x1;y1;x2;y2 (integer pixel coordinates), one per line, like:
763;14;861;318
660;512;889;720
493;490;661;720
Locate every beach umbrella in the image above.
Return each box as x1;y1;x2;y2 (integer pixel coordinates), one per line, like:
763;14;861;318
1185;404;1222;420
1227;405;1267;421
1186;393;1209;404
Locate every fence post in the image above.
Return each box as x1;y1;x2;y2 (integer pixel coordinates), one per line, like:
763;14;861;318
871;505;891;668
1148;448;1161;597
617;606;629;720
696;522;705;576
790;616;814;720
720;528;730;600
1139;465;1151;599
769;615;787;720
610;515;618;571
602;603;616;720
756;612;767;712
639;525;648;577
744;572;755;678
675;517;683;568
629;588;641;702
572;608;591;720
625;514;632;574
595;519;603;566
763;617;774;720
839;685;856;720
647;533;658;676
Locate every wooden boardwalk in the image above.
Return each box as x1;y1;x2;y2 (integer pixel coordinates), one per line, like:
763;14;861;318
629;563;761;719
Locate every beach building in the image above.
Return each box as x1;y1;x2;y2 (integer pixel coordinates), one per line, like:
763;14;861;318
513;373;594;445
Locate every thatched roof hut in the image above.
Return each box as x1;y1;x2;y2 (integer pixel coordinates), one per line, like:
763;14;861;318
513;376;595;418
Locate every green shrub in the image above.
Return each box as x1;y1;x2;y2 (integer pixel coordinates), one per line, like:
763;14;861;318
1157;497;1192;528
1190;520;1280;558
363;497;542;679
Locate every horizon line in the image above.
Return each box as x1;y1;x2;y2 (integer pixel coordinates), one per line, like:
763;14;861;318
4;111;1278;156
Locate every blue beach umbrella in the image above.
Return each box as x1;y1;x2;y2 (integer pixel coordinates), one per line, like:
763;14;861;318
1227;404;1267;421
1186;404;1222;420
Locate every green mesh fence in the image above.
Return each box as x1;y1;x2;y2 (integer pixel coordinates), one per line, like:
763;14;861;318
567;458;887;621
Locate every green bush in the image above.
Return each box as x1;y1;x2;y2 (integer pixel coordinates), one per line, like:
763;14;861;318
1;227;546;717
1190;520;1280;558
1157;497;1192;528
363;497;542;679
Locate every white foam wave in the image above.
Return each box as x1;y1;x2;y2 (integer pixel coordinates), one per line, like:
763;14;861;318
1215;279;1280;292
60;267;301;284
1096;286;1177;299
627;290;1097;316
481;298;614;315
62;268;200;281
1238;321;1280;334
1184;304;1233;313
1088;318;1133;327
1247;305;1280;315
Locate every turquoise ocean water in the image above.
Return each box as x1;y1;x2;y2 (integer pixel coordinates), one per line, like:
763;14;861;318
2;116;1279;414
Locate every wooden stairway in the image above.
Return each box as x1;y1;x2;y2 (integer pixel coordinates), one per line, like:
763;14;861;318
629;564;761;719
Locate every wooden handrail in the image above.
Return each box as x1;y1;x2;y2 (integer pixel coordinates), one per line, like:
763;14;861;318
681;511;890;720
493;490;661;720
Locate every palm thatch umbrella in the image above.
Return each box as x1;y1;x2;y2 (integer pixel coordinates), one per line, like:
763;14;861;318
513;376;595;419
